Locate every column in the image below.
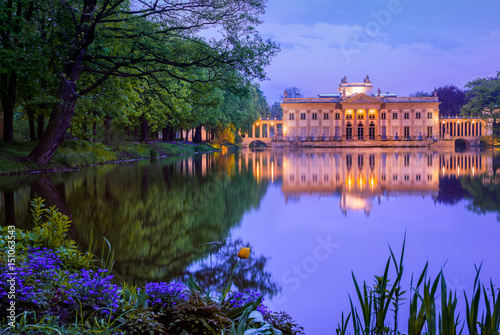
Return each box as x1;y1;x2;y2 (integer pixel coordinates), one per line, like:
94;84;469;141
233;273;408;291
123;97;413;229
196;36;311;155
353;109;358;140
410;109;415;140
341;110;345;140
377;109;382;140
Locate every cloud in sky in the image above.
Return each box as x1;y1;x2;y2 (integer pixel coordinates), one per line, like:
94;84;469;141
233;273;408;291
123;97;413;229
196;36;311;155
256;0;500;102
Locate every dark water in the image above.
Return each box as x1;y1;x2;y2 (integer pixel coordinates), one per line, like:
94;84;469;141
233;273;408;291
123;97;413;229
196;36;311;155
1;148;500;334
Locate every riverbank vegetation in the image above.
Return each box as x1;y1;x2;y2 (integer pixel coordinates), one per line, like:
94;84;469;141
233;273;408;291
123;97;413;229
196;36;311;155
338;238;500;335
0;140;216;175
0;198;304;334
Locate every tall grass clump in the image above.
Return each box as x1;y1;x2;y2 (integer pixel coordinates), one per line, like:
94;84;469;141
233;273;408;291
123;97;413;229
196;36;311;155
338;237;500;335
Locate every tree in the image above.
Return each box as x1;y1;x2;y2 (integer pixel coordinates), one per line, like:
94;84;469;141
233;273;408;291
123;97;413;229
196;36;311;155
281;87;303;99
436;85;466;116
409;91;432;97
270;102;283;118
0;0;49;142
461;72;500;135
25;0;279;163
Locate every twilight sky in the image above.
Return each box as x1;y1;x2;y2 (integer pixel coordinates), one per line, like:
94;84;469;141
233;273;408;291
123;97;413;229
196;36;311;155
256;0;500;103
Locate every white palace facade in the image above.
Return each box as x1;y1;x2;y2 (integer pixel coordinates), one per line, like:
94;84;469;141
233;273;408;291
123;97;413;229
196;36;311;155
281;76;443;141
239;77;491;148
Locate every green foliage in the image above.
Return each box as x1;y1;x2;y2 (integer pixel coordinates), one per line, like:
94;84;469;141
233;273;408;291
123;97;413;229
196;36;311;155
161;292;232;335
462;72;500;130
117;309;166;335
0;198;93;269
265;311;305;335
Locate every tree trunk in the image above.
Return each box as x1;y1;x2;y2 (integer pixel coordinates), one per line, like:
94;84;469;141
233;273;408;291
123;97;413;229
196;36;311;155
28;109;36;141
37;113;45;139
0;71;16;142
178;128;183;141
140;115;149;142
162;127;169;142
185;129;191;142
211;130;215;141
194;125;203;143
28;51;84;164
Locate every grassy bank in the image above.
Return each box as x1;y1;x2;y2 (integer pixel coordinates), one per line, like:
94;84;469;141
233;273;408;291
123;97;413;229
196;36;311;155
0;140;218;175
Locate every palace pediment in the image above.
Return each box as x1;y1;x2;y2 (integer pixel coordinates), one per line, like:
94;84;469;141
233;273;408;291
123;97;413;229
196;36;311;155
341;93;382;104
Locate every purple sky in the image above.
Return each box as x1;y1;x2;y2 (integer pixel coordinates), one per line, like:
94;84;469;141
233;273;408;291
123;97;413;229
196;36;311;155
256;0;500;103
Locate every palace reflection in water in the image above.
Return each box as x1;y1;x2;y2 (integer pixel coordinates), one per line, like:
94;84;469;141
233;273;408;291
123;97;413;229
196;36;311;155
240;149;493;216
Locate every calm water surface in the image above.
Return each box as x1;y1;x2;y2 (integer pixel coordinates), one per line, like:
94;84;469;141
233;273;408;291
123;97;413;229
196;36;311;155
1;148;499;334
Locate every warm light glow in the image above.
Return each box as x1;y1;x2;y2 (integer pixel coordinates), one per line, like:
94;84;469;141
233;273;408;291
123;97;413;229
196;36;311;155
457;166;460;176
347;110;353;114
358;176;364;189
283;126;287;133
271;122;274;125
256;122;259;125
442;166;445;175
370;177;374;190
348;175;352;191
271;161;274;183
457;121;460;123
472;166;475;176
442;121;445;123
256;164;260;181
472;121;475;123
369;110;375;114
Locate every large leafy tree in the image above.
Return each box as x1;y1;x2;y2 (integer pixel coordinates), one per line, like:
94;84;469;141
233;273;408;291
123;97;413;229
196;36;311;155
461;72;500;134
437;85;466;116
0;0;49;142
22;0;278;163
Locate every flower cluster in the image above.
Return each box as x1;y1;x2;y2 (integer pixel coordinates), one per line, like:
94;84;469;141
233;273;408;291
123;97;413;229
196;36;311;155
59;268;120;318
145;281;189;310
227;289;270;317
0;247;120;323
0;247;62;305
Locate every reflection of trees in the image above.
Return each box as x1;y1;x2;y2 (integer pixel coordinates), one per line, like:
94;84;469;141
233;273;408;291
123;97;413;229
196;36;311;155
184;239;281;299
436;176;470;205
62;154;270;285
460;173;500;221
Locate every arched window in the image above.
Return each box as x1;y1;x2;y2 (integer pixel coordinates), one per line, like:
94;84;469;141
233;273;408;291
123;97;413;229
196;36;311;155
369;122;375;140
358;122;364;140
346;122;352;140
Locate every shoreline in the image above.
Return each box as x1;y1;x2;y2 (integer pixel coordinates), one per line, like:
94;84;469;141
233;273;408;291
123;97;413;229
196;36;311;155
0;141;221;177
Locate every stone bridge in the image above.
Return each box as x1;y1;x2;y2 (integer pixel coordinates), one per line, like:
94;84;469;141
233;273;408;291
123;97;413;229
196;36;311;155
240;117;283;148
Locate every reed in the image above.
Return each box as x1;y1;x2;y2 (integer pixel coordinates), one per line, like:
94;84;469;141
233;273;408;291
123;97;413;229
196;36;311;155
340;240;500;335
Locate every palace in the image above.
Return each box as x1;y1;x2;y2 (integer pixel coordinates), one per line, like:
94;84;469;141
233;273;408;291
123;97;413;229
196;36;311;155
241;76;491;147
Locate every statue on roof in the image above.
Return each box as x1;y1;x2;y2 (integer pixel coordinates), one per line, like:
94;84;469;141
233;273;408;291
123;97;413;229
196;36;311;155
364;75;370;83
433;88;437;97
377;88;381;97
341;76;347;83
284;90;288;98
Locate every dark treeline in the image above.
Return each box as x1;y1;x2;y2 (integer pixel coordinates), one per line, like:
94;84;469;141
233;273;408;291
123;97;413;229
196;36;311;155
0;0;280;163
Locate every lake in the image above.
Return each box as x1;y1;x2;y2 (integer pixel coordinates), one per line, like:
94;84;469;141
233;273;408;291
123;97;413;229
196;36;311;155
1;147;499;334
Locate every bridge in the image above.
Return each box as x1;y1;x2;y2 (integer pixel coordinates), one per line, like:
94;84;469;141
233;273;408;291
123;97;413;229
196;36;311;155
439;115;486;146
241;117;283;148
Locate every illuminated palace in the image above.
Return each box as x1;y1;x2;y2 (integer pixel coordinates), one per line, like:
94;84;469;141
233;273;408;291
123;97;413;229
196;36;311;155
241;76;490;147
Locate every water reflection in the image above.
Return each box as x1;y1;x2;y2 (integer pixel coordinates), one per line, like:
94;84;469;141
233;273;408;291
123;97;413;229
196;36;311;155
0;148;499;288
244;148;497;217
